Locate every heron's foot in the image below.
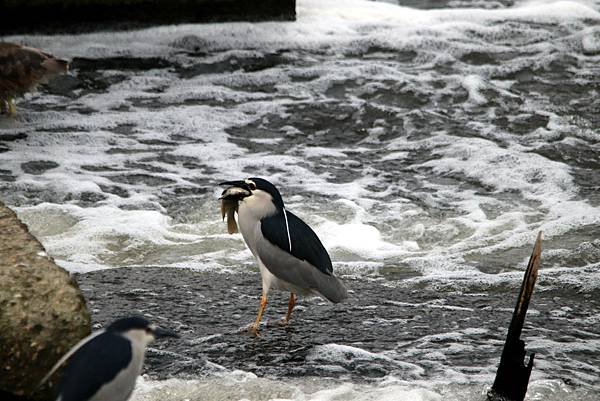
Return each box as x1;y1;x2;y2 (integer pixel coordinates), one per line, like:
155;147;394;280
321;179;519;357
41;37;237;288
248;324;260;337
279;293;296;327
248;294;267;337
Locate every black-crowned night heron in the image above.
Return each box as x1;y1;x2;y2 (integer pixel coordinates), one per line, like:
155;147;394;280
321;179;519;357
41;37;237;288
0;42;68;116
41;316;178;401
220;177;347;336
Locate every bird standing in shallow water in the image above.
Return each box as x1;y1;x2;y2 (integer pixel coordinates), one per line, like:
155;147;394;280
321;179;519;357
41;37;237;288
220;178;347;336
41;316;178;401
0;42;68;116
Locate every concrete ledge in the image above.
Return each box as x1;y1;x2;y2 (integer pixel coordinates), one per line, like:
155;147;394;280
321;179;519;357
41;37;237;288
0;0;296;34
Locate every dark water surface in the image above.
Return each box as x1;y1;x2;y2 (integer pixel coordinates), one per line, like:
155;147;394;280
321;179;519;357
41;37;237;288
77;264;600;399
79;265;600;381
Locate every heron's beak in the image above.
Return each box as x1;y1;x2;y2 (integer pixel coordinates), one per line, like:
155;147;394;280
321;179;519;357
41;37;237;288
153;326;180;339
219;180;252;200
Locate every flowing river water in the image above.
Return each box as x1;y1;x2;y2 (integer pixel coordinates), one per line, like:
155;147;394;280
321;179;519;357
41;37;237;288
1;0;599;399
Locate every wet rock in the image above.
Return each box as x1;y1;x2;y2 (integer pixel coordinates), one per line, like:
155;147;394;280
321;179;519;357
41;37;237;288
110;173;176;186
0;201;91;401
178;52;288;79
0;169;15;182
171;35;212;54
20;161;59;175
72;57;172;72
98;184;130;198
79;191;108;204
42;74;81;98
0;133;27;142
460;51;498;65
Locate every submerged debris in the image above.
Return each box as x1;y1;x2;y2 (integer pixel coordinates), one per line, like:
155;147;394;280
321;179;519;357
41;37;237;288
488;232;542;401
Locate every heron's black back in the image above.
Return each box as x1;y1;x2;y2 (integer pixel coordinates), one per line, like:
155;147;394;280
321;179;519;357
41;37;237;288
58;331;132;401
261;210;333;276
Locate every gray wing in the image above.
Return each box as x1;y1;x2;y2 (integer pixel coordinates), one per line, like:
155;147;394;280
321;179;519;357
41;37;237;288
260;210;333;276
256;237;347;303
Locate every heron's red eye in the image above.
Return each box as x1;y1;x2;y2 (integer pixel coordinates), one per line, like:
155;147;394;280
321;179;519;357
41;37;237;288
248;182;256;190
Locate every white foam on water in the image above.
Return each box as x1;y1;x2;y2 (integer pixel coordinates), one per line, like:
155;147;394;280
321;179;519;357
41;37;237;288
319;219;418;260
461;75;488;105
308;344;418;370
131;374;446;401
420;135;576;205
0;0;596;290
129;373;598;401
411;133;600;265
14;202;251;272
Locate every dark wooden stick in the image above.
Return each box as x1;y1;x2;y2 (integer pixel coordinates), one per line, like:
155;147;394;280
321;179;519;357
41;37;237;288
488;231;542;401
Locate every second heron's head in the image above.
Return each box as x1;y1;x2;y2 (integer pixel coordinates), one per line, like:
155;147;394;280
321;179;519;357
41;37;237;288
107;316;179;346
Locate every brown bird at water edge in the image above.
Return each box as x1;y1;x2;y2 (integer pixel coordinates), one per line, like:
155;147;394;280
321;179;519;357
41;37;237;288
0;42;68;116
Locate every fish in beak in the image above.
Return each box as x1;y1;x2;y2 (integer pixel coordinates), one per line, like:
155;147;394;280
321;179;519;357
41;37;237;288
219;181;252;234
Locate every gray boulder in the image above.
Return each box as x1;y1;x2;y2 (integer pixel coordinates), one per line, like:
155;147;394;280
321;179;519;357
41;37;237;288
0;201;91;401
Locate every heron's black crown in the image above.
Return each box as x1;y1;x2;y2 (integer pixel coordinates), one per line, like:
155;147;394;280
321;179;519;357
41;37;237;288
106;316;151;333
248;177;285;211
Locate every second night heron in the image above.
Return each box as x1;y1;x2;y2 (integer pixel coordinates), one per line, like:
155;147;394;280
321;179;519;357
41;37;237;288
219;177;347;335
41;316;178;401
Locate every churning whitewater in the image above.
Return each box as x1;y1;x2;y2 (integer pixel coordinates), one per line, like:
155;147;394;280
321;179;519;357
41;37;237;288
1;0;599;399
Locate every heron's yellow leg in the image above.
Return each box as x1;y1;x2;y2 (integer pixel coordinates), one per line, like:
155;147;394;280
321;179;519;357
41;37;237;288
249;294;268;336
280;292;296;326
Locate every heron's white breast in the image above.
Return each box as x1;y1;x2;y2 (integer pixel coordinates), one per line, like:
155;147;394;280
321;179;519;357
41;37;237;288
237;192;276;255
237;203;261;256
